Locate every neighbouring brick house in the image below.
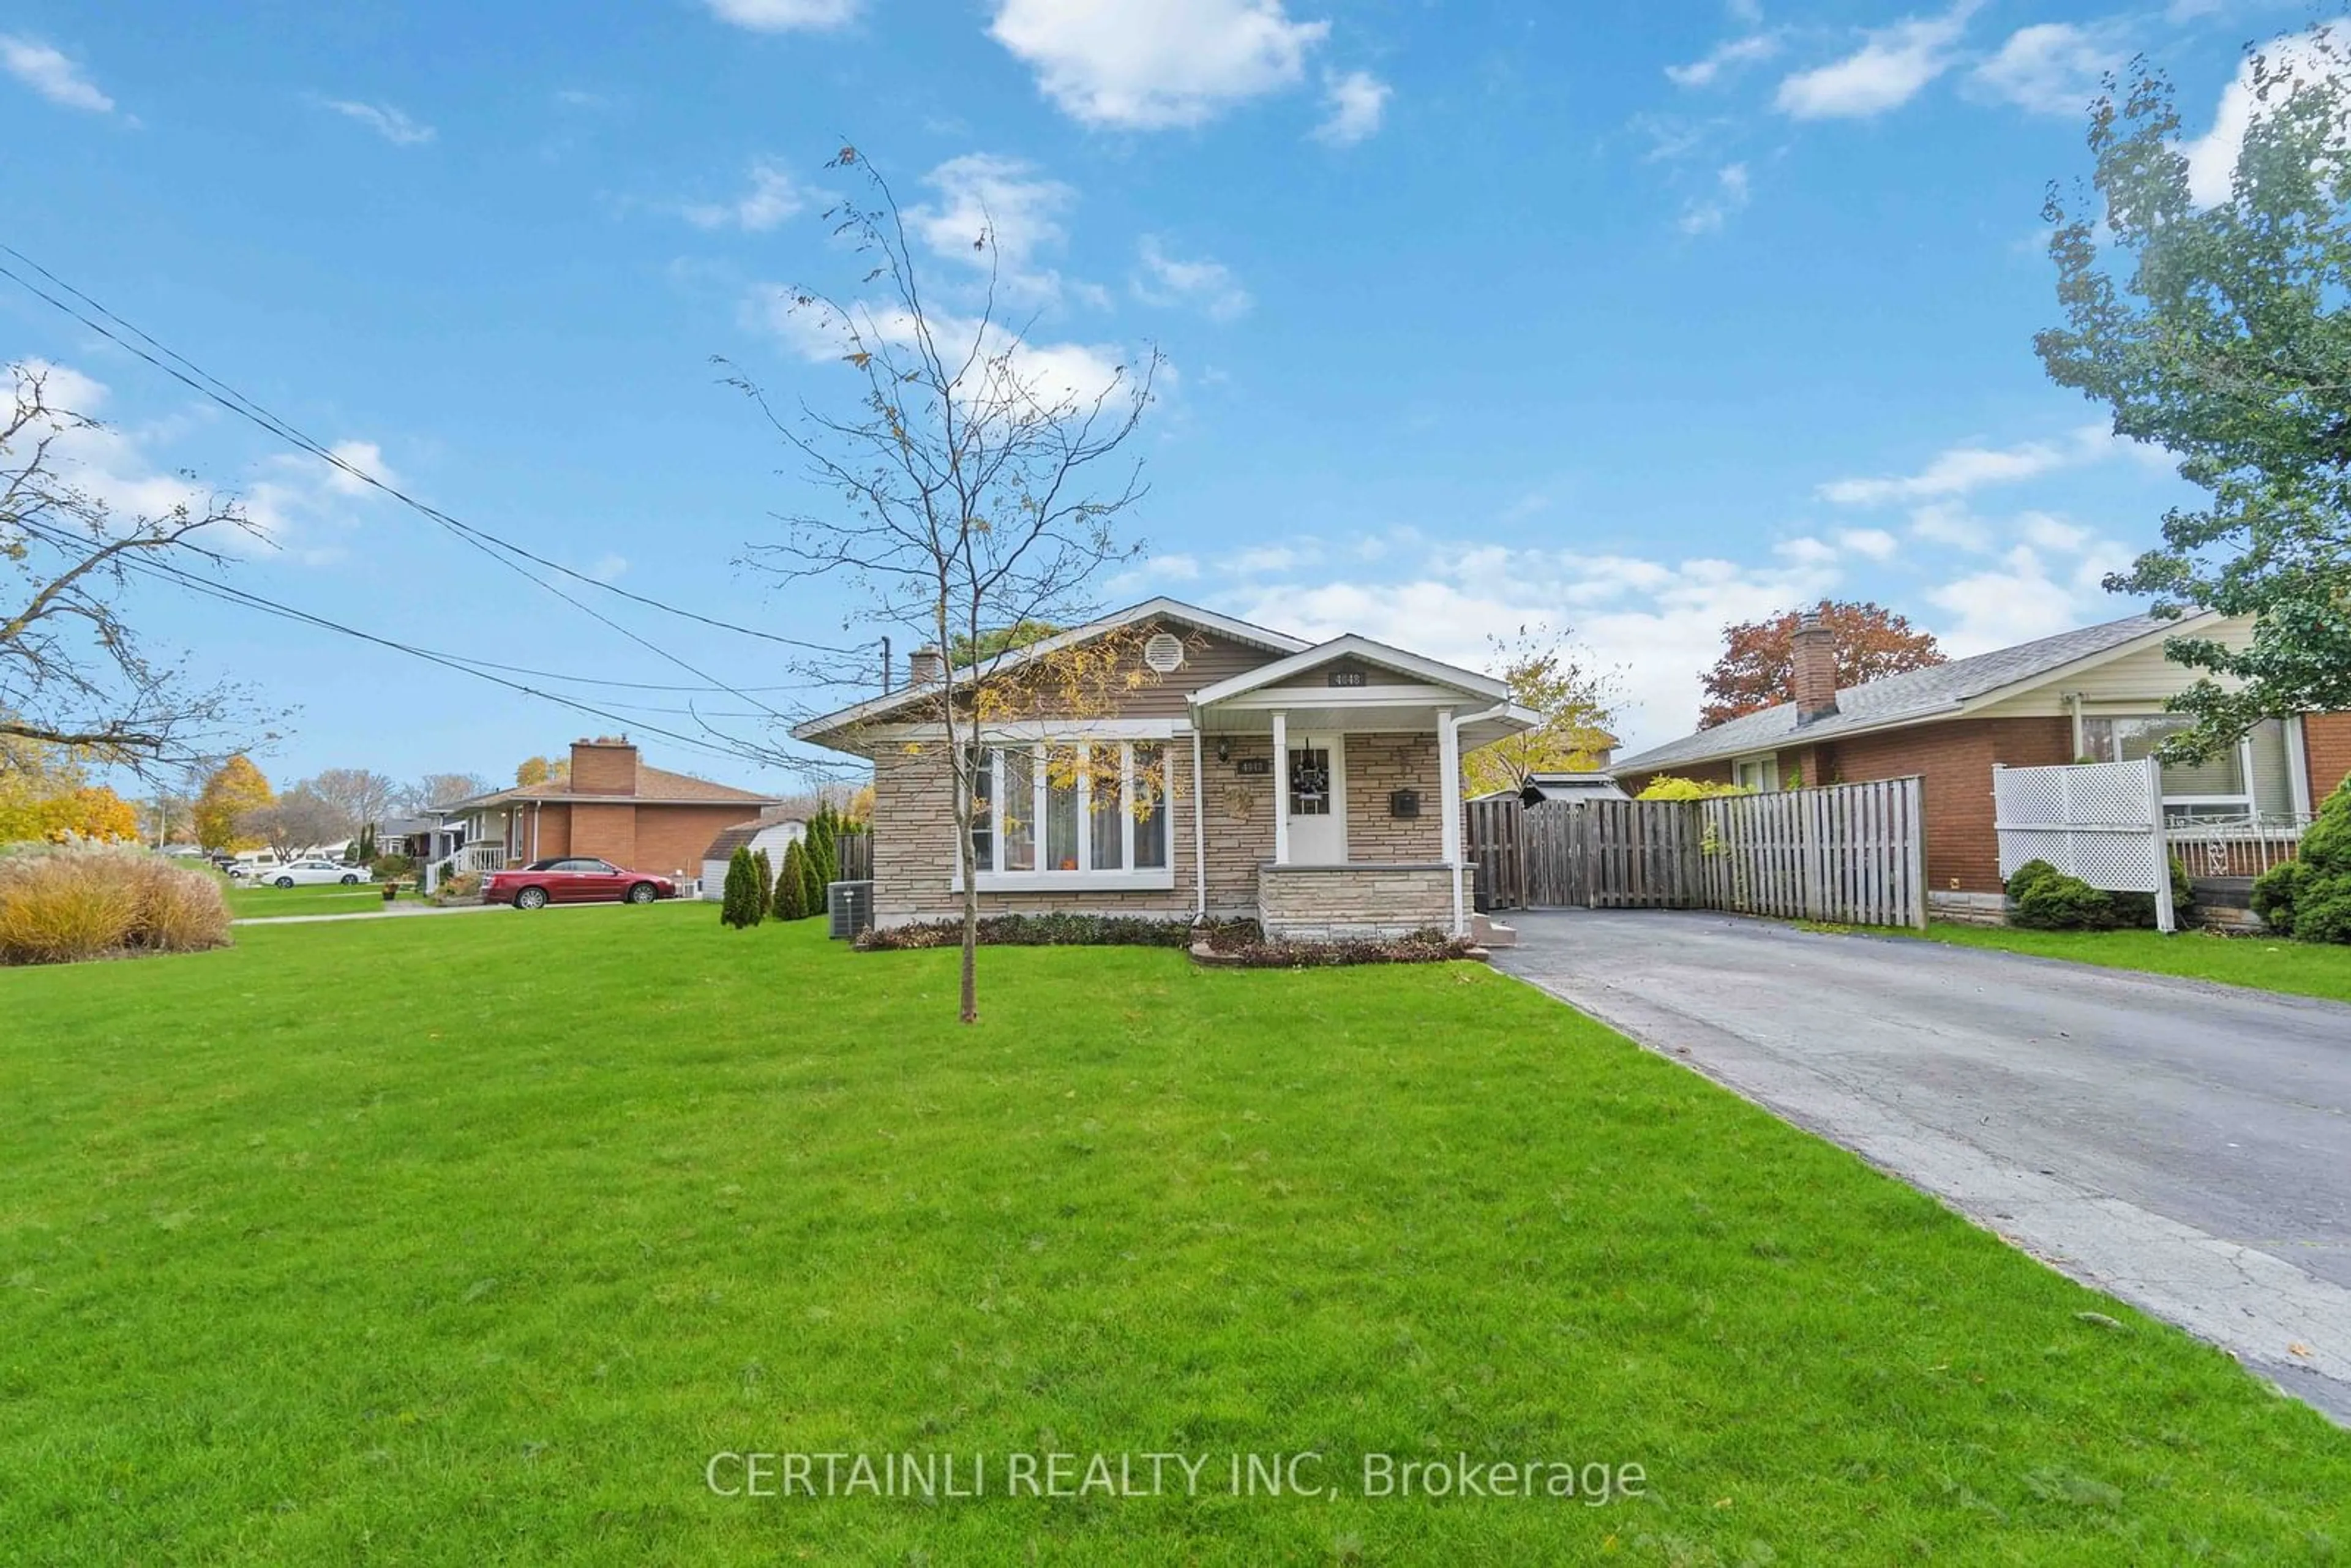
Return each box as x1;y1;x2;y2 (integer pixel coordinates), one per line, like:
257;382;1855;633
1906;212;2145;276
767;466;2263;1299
444;738;781;885
791;598;1535;939
1611;610;2350;915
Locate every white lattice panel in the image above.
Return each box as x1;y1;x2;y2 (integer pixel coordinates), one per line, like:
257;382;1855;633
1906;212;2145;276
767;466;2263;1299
1993;760;2165;895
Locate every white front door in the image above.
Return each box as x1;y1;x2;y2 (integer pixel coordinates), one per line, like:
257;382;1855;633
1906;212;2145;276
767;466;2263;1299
1285;733;1347;864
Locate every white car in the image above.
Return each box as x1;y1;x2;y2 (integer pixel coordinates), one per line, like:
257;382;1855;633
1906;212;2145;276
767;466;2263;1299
253;858;373;888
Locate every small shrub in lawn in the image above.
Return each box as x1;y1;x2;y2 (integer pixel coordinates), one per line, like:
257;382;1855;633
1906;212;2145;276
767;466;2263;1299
2006;856;2192;931
2252;779;2351;942
720;847;762;929
370;852;416;880
751;849;774;920
433;870;482;905
0;846;230;965
774;841;809;922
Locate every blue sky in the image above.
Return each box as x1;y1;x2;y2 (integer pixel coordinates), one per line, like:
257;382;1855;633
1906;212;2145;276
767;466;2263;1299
0;0;2301;790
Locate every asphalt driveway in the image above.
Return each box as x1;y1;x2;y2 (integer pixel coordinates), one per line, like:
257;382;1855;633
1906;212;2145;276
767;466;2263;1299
1495;910;2351;1422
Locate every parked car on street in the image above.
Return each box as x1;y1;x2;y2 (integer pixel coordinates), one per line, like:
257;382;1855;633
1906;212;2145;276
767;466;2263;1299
483;857;677;909
255;859;372;888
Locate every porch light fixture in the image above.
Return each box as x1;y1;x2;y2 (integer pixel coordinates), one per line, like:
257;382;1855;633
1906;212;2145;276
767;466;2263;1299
1216;738;1231;764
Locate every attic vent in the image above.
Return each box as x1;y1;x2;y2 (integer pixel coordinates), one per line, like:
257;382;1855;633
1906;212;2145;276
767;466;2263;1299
1142;632;1185;673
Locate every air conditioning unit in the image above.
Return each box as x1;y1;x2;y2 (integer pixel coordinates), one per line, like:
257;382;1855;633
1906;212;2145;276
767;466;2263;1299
827;880;874;940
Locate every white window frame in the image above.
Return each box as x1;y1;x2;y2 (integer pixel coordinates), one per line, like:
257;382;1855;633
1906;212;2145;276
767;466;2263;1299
2080;713;2298;823
1733;752;1780;793
955;741;1175;892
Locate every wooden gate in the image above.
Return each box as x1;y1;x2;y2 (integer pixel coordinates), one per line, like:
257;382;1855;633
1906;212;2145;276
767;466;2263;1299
1464;778;1926;928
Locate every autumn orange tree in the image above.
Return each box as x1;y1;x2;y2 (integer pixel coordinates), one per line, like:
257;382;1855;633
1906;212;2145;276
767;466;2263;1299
732;146;1160;1024
0;734;139;842
1698;601;1944;729
193;754;272;852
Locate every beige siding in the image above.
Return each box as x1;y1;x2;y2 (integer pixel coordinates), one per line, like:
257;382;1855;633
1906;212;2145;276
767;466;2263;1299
981;624;1286;719
1973;617;2257;718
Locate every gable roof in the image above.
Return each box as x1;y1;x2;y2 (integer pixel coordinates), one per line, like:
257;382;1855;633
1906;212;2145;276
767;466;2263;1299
1188;634;1512;706
445;763;781;812
700;811;806;861
1612;610;2213;776
792;597;1312;745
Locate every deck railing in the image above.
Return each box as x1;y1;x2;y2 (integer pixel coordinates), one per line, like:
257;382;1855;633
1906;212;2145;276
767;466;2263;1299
2172;812;2312;880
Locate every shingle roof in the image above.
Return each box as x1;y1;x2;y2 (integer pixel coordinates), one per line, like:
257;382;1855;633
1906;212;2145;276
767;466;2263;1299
1612;612;2187;775
446;763;780;811
701;811;806;861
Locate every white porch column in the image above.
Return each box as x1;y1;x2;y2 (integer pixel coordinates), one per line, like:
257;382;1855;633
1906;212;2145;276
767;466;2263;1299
1271;709;1290;866
1438;707;1464;935
1191;727;1208;918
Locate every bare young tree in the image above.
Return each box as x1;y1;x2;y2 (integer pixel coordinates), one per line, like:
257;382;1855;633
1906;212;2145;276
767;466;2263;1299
306;767;402;828
733;146;1161;1024
406;771;497;811
238;782;353;860
2;364;271;773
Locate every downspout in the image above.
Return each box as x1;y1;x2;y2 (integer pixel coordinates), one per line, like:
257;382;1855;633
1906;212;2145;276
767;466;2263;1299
530;801;541;861
2064;691;2083;762
1191;724;1207;921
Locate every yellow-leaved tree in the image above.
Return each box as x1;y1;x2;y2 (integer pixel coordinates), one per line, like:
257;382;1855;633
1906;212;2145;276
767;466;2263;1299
0;735;141;842
1463;625;1622;798
193;754;272;851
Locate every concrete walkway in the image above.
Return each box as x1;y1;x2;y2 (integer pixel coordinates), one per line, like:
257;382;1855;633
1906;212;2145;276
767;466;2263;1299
232;901;504;925
1494;909;2351;1424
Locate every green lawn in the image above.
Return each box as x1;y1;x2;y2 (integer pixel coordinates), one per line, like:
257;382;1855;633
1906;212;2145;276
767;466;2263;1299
4;909;2346;1564
1907;921;2351;1005
227;882;414;920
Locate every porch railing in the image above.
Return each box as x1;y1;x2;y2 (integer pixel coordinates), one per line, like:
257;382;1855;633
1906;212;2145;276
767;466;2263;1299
2172;812;2312;880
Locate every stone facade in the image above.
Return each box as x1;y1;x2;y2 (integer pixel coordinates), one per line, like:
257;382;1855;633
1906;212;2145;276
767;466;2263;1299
1257;863;1457;940
1343;733;1445;861
872;729;1465;936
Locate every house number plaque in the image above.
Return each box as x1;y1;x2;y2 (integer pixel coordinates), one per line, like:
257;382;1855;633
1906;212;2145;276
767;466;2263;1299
1327;670;1368;688
1234;757;1272;776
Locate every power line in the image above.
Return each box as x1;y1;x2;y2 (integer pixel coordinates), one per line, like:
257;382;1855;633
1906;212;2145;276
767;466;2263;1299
6;504;788;771
0;243;868;726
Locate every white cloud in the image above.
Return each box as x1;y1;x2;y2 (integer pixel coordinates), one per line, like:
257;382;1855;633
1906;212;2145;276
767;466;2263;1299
1817;424;2115;505
589;553;630;582
988;0;1329;129
1774;1;1978;121
322;440;398;497
906;154;1078;304
1133;237;1252;320
1236;545;1839;749
2177;31;2351;208
1836;527;1900;560
1968;21;2126;117
1775;536;1839;565
684;159;806;232
704;0;861;29
320;99;435;146
1232;543;1320;575
1313;69;1390;145
1667;34;1780;89
1929;546;2089;653
0;34;114;113
1908;500;1995;551
748;288;1136;414
2017;510;2091;552
21;361;391;558
1678;162;1752;234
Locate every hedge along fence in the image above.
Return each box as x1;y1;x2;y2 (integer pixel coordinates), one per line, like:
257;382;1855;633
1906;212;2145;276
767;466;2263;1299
0;846;233;965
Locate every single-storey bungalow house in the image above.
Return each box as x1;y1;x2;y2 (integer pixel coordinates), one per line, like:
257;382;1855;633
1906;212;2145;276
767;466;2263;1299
1611;609;2350;914
697;811;808;900
792;598;1536;939
443;738;781;885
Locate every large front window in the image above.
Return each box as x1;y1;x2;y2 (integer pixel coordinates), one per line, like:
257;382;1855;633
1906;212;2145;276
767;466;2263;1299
2079;715;2300;823
960;741;1173;887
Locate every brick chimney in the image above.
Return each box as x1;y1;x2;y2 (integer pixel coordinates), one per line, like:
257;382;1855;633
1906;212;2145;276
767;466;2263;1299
570;736;639;795
907;645;944;684
1790;612;1839;727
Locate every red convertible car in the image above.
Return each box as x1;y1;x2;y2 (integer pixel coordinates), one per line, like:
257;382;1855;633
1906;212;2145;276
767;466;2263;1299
484;857;678;909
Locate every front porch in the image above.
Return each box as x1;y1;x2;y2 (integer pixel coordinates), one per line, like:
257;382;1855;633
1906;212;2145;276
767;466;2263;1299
1188;637;1535;940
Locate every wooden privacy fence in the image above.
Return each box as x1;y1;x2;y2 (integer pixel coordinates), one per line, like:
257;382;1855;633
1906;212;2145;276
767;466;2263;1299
1467;778;1926;929
835;831;874;883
